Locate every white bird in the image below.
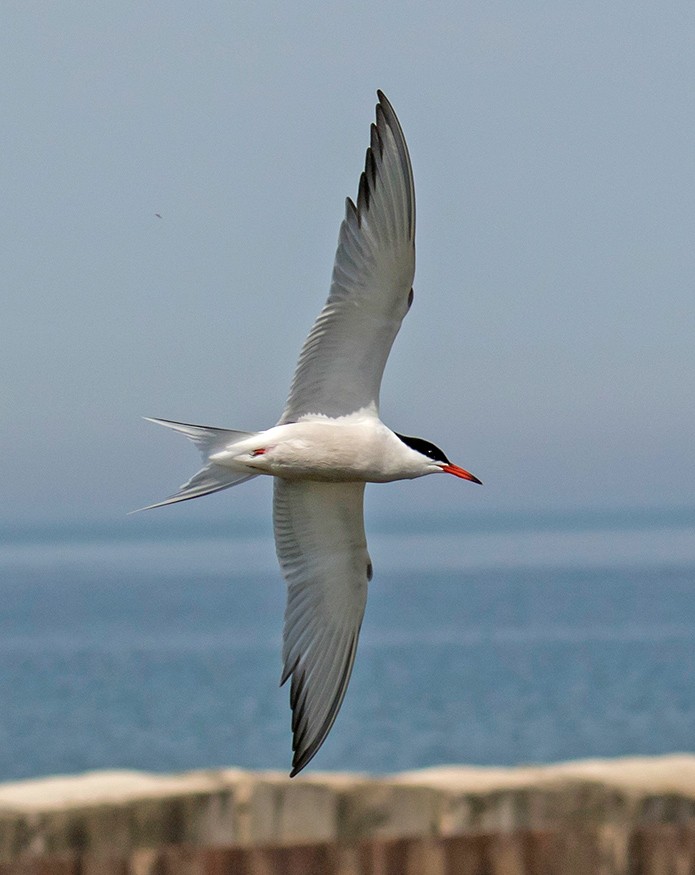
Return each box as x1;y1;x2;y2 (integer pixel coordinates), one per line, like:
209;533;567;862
140;91;481;776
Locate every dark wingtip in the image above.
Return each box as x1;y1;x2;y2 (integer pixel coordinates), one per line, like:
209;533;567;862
372;90;415;240
290;749;307;777
286;634;359;779
375;90;397;124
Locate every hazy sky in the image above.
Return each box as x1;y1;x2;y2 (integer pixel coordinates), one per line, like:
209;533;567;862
2;1;694;525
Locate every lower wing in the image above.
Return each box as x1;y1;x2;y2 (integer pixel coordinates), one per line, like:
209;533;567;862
272;479;372;775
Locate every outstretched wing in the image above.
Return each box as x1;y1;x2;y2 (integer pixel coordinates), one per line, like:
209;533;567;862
279;91;415;423
273;479;371;775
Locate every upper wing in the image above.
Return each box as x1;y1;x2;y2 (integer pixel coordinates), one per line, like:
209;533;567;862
273;478;371;775
279;91;415;423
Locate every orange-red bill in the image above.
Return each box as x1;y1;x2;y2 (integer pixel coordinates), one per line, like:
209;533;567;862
441;464;482;485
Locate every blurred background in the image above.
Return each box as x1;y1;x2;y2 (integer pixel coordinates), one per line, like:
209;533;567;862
2;0;694;522
1;1;694;781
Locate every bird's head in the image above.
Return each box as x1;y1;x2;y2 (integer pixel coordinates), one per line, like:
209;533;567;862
395;433;482;483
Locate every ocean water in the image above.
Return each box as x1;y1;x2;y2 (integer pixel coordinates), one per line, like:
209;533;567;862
0;508;694;782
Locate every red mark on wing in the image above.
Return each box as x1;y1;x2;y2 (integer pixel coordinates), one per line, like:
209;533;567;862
252;448;266;456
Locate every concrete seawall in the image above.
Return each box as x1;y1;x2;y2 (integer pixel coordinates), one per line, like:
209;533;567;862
1;756;695;872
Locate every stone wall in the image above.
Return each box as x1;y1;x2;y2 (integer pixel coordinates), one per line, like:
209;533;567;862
1;756;695;873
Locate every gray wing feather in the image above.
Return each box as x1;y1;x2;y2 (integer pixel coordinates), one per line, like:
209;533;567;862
273;479;370;775
279;91;415;422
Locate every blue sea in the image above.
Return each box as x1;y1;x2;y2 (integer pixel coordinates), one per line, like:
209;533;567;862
1;507;694;782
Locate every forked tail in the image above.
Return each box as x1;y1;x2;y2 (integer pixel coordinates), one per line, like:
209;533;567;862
134;417;259;511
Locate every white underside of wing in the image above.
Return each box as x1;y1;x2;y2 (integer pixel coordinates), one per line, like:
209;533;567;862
280;92;416;422
273;478;371;775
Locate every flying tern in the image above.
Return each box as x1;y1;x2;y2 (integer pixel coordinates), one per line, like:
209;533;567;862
141;91;481;775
